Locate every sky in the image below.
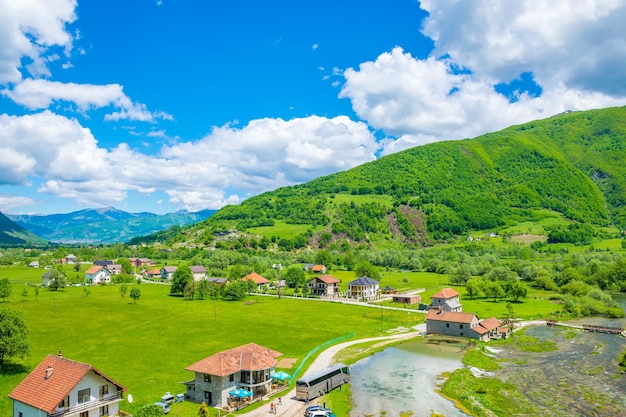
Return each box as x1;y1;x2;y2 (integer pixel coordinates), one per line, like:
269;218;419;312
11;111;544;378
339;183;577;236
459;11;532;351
1;0;626;215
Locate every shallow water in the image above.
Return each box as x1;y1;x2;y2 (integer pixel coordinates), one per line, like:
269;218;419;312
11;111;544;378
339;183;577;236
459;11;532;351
349;337;472;417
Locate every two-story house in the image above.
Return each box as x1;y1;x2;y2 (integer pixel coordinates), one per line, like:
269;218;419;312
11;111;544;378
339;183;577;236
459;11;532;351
347;277;379;300
307;275;339;296
85;265;111;284
430;287;462;312
183;343;282;407
190;266;208;281
9;352;126;417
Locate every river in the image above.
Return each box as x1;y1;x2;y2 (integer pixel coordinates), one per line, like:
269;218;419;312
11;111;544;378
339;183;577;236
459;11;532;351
349;336;472;417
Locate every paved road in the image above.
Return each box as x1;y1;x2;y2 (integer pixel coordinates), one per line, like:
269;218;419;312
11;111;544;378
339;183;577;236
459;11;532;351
239;324;426;417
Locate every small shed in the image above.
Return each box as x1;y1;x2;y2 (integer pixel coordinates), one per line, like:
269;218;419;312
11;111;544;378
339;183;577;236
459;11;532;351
392;294;421;305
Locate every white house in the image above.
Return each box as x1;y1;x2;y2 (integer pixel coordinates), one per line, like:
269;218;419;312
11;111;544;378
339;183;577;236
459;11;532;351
85;265;112;284
347;277;379;300
9;352;126;417
160;266;178;280
190;265;208;281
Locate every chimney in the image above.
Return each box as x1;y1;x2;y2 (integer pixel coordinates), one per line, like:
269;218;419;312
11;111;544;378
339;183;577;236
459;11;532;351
45;366;54;379
58;350;63;358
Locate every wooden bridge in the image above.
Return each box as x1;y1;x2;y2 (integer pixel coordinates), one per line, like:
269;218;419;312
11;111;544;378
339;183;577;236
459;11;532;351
546;320;625;336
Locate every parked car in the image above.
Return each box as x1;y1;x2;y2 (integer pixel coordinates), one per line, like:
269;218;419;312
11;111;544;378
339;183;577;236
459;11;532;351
308;410;335;417
304;405;332;417
153;401;170;414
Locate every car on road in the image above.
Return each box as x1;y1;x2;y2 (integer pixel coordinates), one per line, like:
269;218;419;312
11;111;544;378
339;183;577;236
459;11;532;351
304;405;333;417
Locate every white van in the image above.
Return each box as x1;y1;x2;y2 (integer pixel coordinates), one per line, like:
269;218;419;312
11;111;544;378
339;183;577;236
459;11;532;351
153;402;170;414
161;392;175;404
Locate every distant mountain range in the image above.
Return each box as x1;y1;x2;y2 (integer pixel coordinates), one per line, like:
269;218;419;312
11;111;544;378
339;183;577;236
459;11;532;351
6;206;216;244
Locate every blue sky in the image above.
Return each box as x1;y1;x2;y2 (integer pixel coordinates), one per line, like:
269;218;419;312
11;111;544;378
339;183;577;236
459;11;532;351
1;0;626;215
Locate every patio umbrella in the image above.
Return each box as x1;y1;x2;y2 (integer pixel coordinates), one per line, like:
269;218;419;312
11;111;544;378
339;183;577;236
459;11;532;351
270;371;291;381
229;388;253;398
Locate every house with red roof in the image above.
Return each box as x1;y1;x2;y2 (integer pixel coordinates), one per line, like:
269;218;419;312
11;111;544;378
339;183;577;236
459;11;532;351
183;343;282;407
430;287;462;312
85;265;111;284
311;264;326;274
307;275;339;296
242;272;270;290
425;308;507;341
9;352;126;417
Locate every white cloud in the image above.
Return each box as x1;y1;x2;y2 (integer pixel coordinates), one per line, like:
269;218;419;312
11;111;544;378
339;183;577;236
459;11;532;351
0;0;77;84
3;79;173;122
0;112;378;211
0;195;37;213
339;0;626;154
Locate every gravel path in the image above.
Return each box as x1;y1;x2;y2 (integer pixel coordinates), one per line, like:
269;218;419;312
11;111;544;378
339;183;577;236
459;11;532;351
239;324;426;417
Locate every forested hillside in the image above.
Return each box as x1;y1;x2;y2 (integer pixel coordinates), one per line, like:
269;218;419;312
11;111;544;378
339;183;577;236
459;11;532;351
0;212;46;245
152;106;626;249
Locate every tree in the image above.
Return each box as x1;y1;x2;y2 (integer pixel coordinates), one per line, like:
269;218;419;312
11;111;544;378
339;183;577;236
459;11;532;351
119;258;133;275
196;279;210;300
505;280;528;302
136;404;163;417
48;269;67;291
170;265;193;295
21;287;28;301
129;288;141;303
355;260;382;281
120;284;128;300
0;278;12;302
198;401;210;417
223;281;247;301
450;264;472;285
0;308;30;370
184;279;196;300
283;266;307;289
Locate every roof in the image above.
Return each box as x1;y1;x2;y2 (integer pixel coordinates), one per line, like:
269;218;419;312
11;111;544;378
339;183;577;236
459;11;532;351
311;264;325;272
148;268;161;275
85;265;106;274
9;354;125;413
186;343;282;376
162;266;178;273
190;265;207;273
348;276;379;286
431;288;460;299
242;272;269;285
426;309;477;324
207;277;229;284
478;317;501;331
313;275;339;284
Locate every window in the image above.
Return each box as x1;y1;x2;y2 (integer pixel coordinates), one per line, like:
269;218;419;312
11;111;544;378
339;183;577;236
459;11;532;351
460;324;464;329
59;396;70;409
18;413;23;417
446;323;449;328
78;388;91;404
229;374;235;382
100;405;109;416
99;384;109;398
204;374;211;383
80;412;88;417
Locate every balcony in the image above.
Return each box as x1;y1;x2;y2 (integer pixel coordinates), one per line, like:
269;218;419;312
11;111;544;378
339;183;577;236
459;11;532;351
49;391;124;417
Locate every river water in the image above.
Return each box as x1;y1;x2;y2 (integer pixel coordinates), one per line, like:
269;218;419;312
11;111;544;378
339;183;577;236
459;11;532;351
349;337;472;417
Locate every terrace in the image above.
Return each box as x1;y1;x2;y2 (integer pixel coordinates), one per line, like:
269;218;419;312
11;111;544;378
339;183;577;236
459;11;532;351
49;391;124;417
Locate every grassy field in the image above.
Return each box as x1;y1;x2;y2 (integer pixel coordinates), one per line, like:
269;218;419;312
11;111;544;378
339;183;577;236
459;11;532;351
246;220;322;239
0;278;424;416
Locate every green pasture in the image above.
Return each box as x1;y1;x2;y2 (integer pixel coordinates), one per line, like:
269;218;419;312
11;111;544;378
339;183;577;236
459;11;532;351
246;220;321;239
0;281;423;416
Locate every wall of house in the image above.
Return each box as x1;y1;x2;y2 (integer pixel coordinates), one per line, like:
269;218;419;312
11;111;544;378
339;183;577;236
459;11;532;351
12;401;41;417
191;373;239;407
426;319;482;340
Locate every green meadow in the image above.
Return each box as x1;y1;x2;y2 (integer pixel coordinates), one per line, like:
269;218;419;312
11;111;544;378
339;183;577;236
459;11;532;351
0;276;424;416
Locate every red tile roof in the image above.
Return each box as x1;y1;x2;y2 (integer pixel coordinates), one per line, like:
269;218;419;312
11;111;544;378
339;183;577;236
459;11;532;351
316;275;339;284
479;317;501;331
242;272;269;285
85;265;103;274
311;265;325;272
9;354;125;413
431;287;460;299
426;309;477;324
186;343;282;376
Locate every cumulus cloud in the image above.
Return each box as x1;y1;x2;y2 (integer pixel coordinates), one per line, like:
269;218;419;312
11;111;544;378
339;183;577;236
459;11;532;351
0;195;37;213
0;112;379;211
339;0;626;155
3;79;173;122
0;0;77;84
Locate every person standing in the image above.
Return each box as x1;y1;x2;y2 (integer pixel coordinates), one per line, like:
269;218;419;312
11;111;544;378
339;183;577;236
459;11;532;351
270;402;275;414
278;396;282;405
305;392;309;404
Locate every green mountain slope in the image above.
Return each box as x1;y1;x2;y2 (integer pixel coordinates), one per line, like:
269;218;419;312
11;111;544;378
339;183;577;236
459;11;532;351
165;106;626;248
0;212;46;245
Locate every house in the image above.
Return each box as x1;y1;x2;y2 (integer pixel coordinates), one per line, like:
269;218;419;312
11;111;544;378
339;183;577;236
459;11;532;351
311;264;326;274
242;272;270;289
130;257;154;267
28;261;39;268
392;294;421;305
85;265;112;284
307;275;339;296
93;260;113;267
206;277;229;285
425;308;506;341
161;266;178;280
65;254;77;264
190;266;208;281
430;287;462;312
381;285;398;294
107;264;122;275
302;263;314;271
183;343;282;407
9;352;126;417
41;271;52;287
347;277;379;300
147;268;161;279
